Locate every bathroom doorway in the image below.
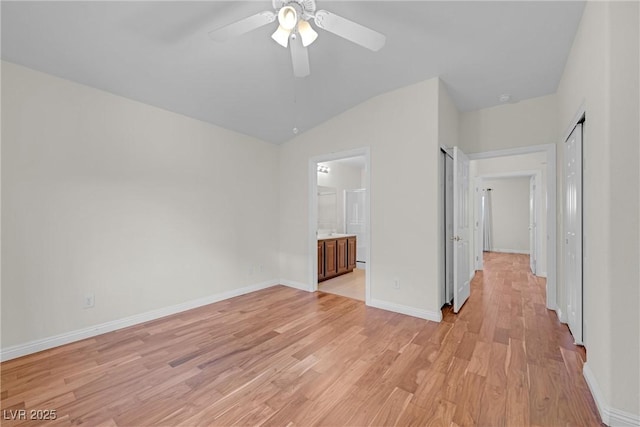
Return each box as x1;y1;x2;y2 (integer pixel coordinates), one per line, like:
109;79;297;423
309;148;370;303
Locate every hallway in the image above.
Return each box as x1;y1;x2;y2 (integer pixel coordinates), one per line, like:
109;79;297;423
442;251;601;425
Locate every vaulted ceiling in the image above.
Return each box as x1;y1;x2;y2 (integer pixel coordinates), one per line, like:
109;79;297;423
1;1;584;143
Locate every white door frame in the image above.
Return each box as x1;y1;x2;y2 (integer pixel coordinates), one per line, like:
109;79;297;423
468;144;557;311
308;147;371;304
474;170;542;275
440;147;454;307
529;176;537;275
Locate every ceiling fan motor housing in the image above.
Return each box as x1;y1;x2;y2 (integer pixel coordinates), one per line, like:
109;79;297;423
273;0;316;21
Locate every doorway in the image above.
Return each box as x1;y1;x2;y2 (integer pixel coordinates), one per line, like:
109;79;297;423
309;148;371;303
440;146;472;313
468;144;557;310
474;171;542;276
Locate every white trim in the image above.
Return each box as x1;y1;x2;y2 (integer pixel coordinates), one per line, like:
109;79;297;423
583;363;640;427
468;144;556;311
563;100;586;143
440;144;454;159
468;144;551;160
369;299;442;322
474;180;484;271
490;248;530;255
556;307;567;323
477;169;541;179
0;280;278;362
279;279;313;292
309;147;371;305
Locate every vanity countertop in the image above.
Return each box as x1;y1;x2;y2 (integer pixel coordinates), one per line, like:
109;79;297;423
317;233;357;240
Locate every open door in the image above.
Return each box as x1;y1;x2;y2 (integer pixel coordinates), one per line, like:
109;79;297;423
453;147;471;313
529;177;537;274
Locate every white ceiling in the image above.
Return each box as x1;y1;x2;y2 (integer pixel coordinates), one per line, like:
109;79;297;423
1;1;584;144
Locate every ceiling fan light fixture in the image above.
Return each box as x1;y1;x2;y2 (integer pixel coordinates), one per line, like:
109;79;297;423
278;6;298;31
271;25;291;47
297;20;318;47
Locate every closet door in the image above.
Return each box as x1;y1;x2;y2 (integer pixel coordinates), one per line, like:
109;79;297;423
564;123;583;345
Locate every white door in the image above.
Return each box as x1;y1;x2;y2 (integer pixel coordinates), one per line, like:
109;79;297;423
445;153;454;304
564;123;583;344
453;147;471;313
529;177;537;274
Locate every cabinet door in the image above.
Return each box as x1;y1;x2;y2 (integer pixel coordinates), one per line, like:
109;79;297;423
347;237;357;270
317;241;325;280
325;240;337;277
337;238;348;273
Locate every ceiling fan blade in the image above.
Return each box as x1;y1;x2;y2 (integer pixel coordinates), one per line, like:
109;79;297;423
208;11;276;41
290;35;310;77
314;10;386;51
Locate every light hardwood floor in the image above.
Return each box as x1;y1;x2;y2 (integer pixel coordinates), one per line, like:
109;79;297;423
0;252;602;426
318;268;365;301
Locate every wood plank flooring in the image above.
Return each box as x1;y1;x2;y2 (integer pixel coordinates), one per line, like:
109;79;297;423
1;252;602;426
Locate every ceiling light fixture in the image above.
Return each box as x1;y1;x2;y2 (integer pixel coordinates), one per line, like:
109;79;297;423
271;6;298;47
209;0;386;78
297;20;318;47
317;165;330;174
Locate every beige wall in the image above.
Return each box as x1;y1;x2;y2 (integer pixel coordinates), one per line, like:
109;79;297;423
278;78;442;319
556;0;639;418
1;62;281;349
459;94;558;154
481;178;530;254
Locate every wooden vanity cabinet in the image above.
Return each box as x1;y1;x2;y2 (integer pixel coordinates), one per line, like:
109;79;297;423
337;239;348;274
317;241;325;280
318;236;357;282
347;237;357;270
324;240;337;277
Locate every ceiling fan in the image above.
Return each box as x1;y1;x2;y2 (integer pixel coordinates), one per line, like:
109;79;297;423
208;0;386;77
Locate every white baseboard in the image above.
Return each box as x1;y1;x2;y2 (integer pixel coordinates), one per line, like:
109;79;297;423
0;279;279;362
369;299;442;322
583;363;640;426
279;279;312;292
537;270;548;278
279;280;442;323
491;248;530;255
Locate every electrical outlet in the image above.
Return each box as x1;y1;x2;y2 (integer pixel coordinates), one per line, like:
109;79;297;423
83;293;95;309
393;279;400;289
258;264;264;273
